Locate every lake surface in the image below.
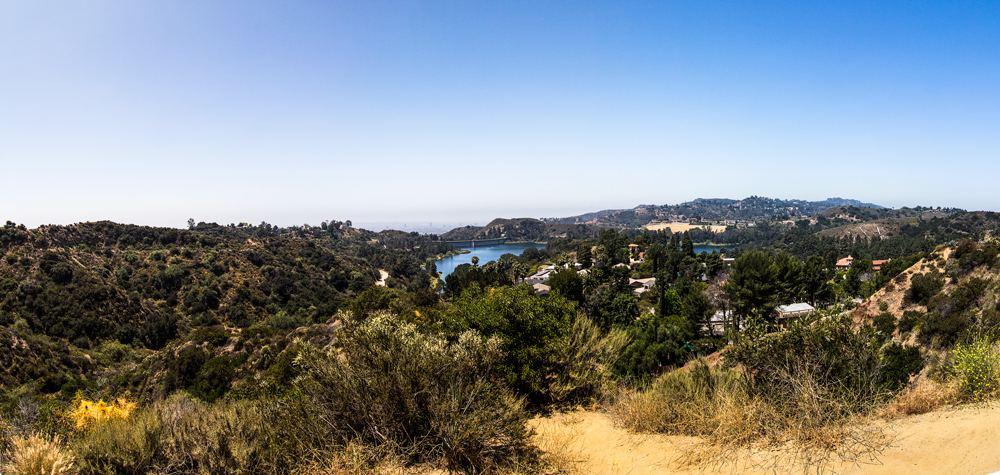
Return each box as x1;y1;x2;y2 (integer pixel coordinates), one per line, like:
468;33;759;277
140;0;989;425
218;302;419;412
434;242;730;280
693;244;730;254
435;242;547;280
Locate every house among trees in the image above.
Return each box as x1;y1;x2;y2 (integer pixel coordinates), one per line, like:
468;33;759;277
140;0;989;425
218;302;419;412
774;303;816;325
532;283;551;295
836;255;891;271
836;255;855;270
705;311;732;335
525;266;557;285
629;277;656;296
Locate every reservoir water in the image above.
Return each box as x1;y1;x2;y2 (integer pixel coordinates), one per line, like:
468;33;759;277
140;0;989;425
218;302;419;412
435;242;547;280
434;242;729;280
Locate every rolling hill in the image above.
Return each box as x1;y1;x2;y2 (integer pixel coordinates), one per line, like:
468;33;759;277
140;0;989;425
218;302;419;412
544;196;887;227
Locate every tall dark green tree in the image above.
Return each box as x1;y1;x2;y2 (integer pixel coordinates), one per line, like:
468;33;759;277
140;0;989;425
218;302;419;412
682;231;695;256
576;244;593;269
802;255;829;306
722;250;781;325
844;259;873;297
772;252;804;304
825;250;839;270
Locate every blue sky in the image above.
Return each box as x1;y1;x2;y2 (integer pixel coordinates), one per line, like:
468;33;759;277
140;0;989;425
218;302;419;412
2;1;998;229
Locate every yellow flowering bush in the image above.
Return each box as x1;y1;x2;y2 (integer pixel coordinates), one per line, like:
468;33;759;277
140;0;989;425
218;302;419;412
66;393;136;430
949;333;1000;400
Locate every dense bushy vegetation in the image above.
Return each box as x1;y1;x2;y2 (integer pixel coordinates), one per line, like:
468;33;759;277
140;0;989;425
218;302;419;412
3;216;1000;473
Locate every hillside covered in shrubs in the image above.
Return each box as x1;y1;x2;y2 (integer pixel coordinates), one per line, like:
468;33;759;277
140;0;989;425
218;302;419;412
3;219;1000;474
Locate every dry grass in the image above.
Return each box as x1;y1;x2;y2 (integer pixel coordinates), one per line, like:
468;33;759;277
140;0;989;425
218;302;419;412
878;377;959;419
3;433;77;475
529;414;588;474
607;361;892;474
288;441;411;475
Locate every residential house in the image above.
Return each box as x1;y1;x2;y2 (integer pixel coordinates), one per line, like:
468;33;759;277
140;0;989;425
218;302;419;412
705;311;733;336
836;255;891;271
524;265;557;285
835;255;854;270
774;303;815;325
629;277;656;296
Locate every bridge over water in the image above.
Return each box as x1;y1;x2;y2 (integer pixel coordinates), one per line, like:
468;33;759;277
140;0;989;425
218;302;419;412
444;237;507;248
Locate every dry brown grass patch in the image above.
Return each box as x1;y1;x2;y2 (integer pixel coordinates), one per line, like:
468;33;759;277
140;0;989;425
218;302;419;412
878;378;959;419
3;433;77;475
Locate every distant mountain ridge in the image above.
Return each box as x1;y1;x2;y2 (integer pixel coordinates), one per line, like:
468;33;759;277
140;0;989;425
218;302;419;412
543;196;885;227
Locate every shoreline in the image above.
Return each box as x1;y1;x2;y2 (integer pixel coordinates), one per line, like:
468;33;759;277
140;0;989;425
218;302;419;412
430;249;470;262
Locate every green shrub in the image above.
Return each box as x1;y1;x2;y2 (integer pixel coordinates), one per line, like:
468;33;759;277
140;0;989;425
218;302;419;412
545;315;628;403
907;270;944;306
881;343;924;391
188;326;230;347
872;312;896;340
267;310;309;330
447;285;578;398
898;310;924;333
920;294;971;347
294;311;534;472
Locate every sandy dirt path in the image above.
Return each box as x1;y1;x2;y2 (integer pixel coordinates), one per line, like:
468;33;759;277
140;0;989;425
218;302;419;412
376;269;389;286
531;404;1000;475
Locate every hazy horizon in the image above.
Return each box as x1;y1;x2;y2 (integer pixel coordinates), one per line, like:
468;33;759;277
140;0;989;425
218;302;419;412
5;194;979;232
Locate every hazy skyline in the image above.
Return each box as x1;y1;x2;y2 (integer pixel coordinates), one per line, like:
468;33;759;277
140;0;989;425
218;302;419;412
3;1;998;229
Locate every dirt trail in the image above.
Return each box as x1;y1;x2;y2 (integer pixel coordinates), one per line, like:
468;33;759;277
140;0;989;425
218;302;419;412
531;404;1000;475
376;269;389;286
